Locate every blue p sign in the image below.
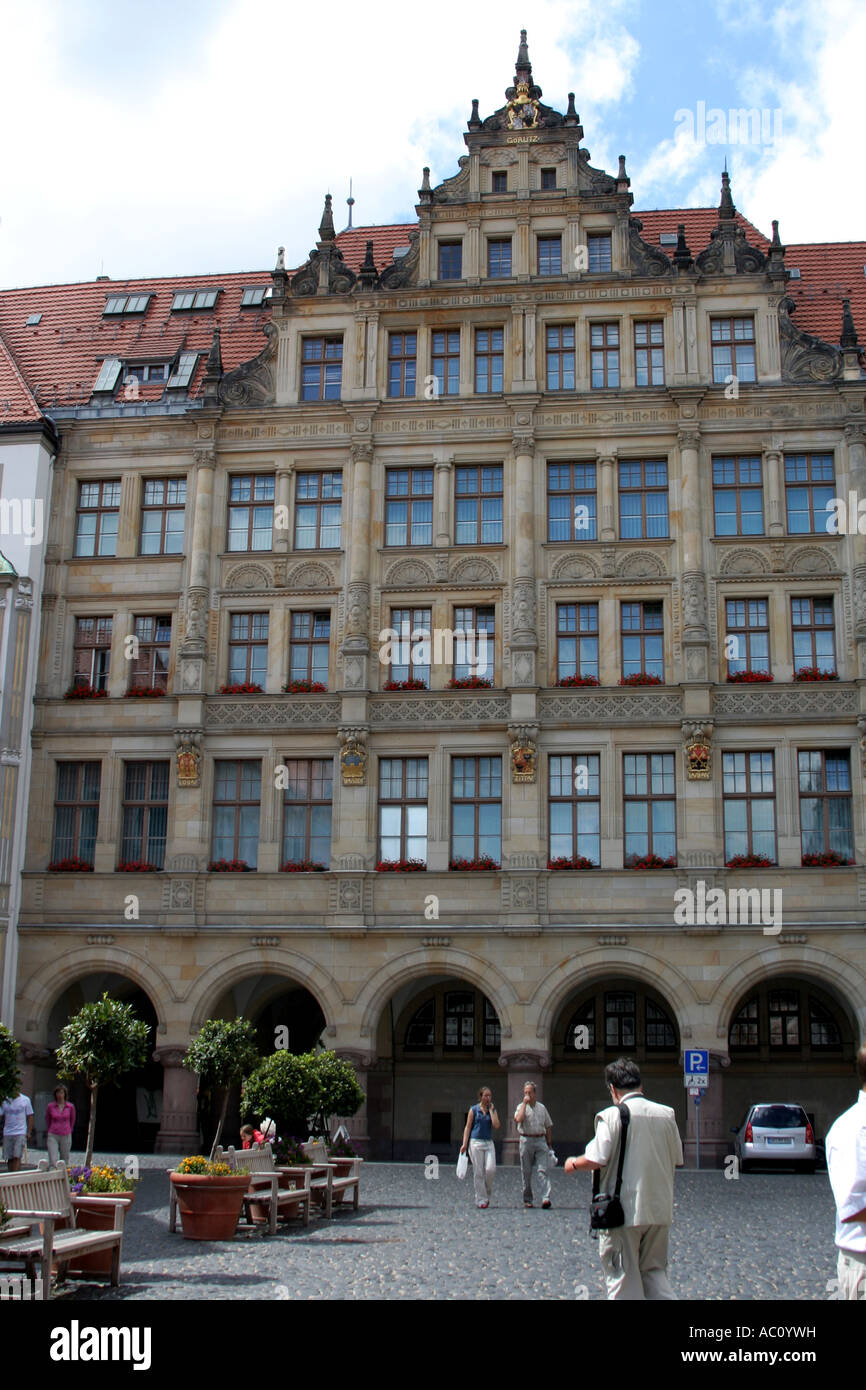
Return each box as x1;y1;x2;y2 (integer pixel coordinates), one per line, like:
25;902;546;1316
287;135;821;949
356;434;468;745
685;1050;708;1073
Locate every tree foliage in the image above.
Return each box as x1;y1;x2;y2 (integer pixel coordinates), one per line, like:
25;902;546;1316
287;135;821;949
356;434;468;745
0;1023;21;1104
183;1017;260;1158
241;1050;364;1136
54;993;149;1165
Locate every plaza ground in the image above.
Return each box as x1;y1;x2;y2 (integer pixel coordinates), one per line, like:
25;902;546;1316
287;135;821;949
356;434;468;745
43;1154;838;1301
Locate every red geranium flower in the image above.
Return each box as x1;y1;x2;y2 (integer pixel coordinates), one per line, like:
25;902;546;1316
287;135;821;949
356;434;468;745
726;670;774;683
446;676;494;689
448;855;500;871
375;859;427;872
547;856;597;870
279;860;327;872
555;675;600;688
619;673;664;686
219;682;263;695
47;857;94;872
624;854;677;870
282;680;328;693
793;667;838;682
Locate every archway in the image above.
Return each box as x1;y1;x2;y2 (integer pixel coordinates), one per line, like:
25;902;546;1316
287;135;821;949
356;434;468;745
44;973;161;1155
368;975;502;1160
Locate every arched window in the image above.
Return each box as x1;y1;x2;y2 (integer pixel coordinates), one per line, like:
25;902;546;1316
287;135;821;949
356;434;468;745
809;997;841;1050
646;998;677;1050
730;997;759;1049
729;984;848;1054
562;986;677;1056
405;998;435;1051
402;990;500;1054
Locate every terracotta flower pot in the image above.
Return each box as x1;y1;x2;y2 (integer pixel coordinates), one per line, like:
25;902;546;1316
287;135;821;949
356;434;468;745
67;1193;135;1275
170;1173;250;1240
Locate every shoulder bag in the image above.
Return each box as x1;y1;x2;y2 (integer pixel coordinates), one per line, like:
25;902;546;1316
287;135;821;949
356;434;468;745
589;1102;631;1231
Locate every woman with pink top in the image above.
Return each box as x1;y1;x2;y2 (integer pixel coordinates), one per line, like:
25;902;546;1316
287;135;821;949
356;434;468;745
45;1085;76;1167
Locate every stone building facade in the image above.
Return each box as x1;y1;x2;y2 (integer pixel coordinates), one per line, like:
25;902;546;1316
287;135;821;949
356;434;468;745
4;34;866;1162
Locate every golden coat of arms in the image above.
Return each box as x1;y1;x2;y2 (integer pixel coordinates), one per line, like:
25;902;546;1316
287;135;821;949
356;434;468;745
340;737;367;786
176;742;201;788
511;738;537;783
506;82;539;129
685;740;711;781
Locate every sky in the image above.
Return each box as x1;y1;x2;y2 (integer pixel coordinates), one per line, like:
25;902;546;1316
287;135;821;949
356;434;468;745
1;0;863;288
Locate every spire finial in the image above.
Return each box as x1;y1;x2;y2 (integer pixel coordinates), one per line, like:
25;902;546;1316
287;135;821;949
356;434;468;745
841;298;859;349
346;179;355;230
319;193;335;242
516;28;530;75
673;223;694;271
468;97;481;130
719;167;735;220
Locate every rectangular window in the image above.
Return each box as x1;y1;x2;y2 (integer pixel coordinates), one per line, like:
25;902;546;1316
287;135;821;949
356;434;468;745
388;608;431;686
711;316;756;385
725;598;770;675
798;751;853;861
623;753;676;865
785;453;835;534
713;456;763;535
634;321;664;386
487;240;512;277
722;752;776;863
228;613;269;686
556;603;599;682
227;474;275;552
289;611;330;686
547;461;597;541
549;753;600;864
75;480;121;557
103;295;150;316
791;597;836;675
453;606;494;682
474;327;504;393
52;762;100;866
590;322;619;388
545;325;575;391
537;236;562;275
379;757;429;863
282;759;332;867
445;992;474;1051
72;617;112;691
618;459;669;539
301;337;343;402
140;477;187;555
431;330;460;396
240;287;268;307
120;761;169;869
451;756;502;864
171;289;218;311
212;760;261;868
587;233;612;272
621;602;664;680
93;358;122;394
438;242;463;279
130;615;171;692
540;168;557;191
294;471;342;549
385;468;433;546
167;352;198;389
387;332;417;398
492;171;507;193
605;993;636;1049
768;991;800;1048
455;465;503;544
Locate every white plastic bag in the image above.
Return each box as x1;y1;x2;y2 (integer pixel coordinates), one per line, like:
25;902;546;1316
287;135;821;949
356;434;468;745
548;1149;559;1167
456;1150;469;1180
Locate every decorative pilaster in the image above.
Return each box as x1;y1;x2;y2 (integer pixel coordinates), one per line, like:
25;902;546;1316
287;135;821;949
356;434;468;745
763;438;784;536
180;450;216;695
275;464;293;552
510;424;537;685
845;423;866;669
597;449;617;541
433;452;454;549
677;427;709;682
341;437;373;691
153;1047;200;1154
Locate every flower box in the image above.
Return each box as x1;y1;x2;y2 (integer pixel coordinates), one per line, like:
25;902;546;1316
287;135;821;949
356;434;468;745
446;676;494;689
383;679;427;691
725;854;774;869
63;684;108;700
282;680;327;693
547;856;597;870
375;859;427;872
126;686;166;698
208;859;252;872
625;854;677;870
47;858;94;872
793;667;838;682
449;856;500;871
279;860;327;872
116;861;159;872
801;851;854;866
218;682;263;695
555;675;600;688
618;673;664;686
726;670;774;684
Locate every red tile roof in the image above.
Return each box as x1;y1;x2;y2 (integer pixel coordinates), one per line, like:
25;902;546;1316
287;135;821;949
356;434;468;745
0;214;861;415
0;331;43;426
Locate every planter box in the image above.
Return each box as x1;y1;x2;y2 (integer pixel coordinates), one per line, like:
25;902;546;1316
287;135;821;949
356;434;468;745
170;1172;249;1240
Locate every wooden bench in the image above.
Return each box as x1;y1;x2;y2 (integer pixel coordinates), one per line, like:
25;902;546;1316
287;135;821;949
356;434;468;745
216;1145;312;1235
0;1164;129;1300
301;1140;362;1216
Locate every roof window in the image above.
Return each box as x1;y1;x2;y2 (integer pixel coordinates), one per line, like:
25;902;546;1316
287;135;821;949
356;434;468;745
171;289;219;311
103;294;150;316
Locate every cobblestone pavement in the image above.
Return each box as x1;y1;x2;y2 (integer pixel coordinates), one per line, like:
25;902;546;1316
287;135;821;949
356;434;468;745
51;1153;836;1301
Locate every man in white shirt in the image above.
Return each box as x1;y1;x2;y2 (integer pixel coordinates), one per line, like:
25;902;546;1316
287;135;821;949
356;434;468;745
565;1057;683;1299
825;1043;866;1300
1;1087;34;1171
514;1081;553;1209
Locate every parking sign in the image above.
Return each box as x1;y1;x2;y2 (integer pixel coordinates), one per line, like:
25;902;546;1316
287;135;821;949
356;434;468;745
684;1049;709;1087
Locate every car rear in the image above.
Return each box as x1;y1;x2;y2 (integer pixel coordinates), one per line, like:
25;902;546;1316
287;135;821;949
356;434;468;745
739;1103;816;1172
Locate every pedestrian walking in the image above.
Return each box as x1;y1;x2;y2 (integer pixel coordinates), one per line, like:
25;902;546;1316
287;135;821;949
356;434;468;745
825;1042;866;1300
45;1085;76;1168
564;1058;683;1300
514;1081;553;1208
0;1086;34;1172
460;1086;500;1208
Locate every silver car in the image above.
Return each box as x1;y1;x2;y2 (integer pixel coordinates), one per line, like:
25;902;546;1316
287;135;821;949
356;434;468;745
732;1103;817;1172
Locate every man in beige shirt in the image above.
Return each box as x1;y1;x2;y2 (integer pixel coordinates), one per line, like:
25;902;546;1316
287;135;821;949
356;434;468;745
565;1058;683;1299
514;1081;553;1209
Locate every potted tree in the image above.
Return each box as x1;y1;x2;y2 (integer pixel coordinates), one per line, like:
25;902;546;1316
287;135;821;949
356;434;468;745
55;993;149;1166
65;1162;138;1275
182;1017;260;1160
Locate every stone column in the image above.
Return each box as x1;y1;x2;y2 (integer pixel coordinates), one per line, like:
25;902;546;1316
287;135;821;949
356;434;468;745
511;427;537;687
274;464;293;553
154;1046;200;1154
434;453;453;550
597;450;617;542
515;214;531;281
497;1050;551;1166
341;438;372;692
845;423;866;675
763;439;784;536
179;449;216;696
678;428;710;683
333;1049;373;1157
465;216;480;284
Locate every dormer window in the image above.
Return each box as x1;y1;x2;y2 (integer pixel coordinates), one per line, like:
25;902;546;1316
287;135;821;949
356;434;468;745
540;168;556;190
438;242;463;280
492;171;507;193
103;295;150;316
240;287;269;307
92;358;122;393
587;234;612;272
171;289;219;311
